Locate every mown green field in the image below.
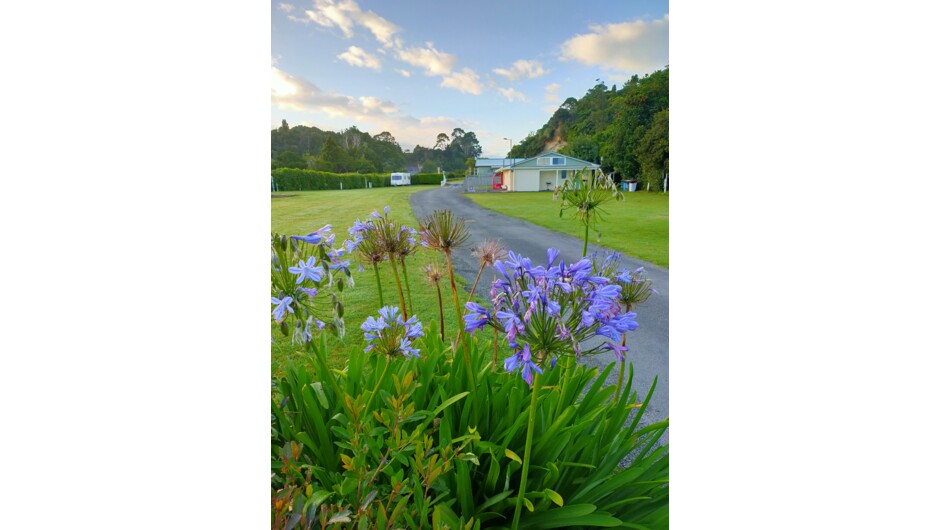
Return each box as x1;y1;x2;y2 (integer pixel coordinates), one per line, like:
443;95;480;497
271;187;506;373
466;190;669;268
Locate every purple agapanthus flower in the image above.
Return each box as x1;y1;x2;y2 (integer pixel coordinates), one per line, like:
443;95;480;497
405;316;423;339
463;302;490;334
348;219;372;238
504;344;542;386
398;337;420;358
604;341;630;363
329;259;351;275
291;224;332;245
271;296;294;321
288;256;324;284
297;287;318;300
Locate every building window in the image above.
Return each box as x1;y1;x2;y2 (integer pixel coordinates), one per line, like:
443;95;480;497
537;156;566;166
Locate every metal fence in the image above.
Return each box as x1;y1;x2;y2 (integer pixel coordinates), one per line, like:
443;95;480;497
464;174;493;192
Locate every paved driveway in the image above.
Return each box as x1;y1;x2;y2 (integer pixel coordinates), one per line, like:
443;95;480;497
410;184;669;444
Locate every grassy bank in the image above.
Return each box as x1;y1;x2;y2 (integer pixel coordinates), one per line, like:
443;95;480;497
466;190;669;268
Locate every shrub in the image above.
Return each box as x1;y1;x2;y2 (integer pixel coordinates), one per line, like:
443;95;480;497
411;173;444;185
272;169;392;191
271;169;470;190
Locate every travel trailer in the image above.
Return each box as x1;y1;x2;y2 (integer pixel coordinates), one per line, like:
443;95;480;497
390;172;411;186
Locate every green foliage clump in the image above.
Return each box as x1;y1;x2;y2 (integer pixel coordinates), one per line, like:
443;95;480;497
272;122;483;175
272;169;392;191
272;170;463;190
410;173;444;185
271;331;668;529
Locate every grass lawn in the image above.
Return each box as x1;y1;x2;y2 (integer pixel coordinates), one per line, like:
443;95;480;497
466;190;669;268
272;186;506;374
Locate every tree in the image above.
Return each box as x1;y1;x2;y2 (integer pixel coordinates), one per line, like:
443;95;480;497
561;135;599;163
273;150;307;170
373;131;397;144
314;136;352;173
635;109;669;191
420;160;439;173
434;132;450;151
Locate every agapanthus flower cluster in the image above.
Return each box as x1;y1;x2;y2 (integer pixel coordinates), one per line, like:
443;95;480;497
592;251;657;313
361;306;424;358
464;247;638;384
344;206;421;319
271;224;352;345
344;206;418;265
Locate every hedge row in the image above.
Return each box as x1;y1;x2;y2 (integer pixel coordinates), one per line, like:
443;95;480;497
271;169;463;191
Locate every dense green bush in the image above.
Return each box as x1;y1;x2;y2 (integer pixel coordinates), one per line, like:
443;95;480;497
410;173;443;185
271;328;668;529
272;169;470;190
272;169;392;191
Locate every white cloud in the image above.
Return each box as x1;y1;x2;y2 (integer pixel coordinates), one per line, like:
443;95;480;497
297;0;401;46
278;3;295;13
358;96;397;113
441;68;484;95
544;82;561;102
287;1;487;95
560;14;669;74
498;87;527;102
272;67;473;151
272;66;396;117
395;43;456;76
337;46;381;71
493;59;547;81
358;9;399;47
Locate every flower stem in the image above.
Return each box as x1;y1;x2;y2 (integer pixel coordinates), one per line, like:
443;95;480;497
387;254;408;319
372;263;385;308
582;218;589;257
444;251;463;333
512;372;540;529
400;257;414;316
436;283;445;342
493;327;499;373
466;263;485;305
444;251;475;387
363;357;391;413
616;334;627;400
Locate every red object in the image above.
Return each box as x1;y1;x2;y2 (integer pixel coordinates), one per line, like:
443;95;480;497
492;172;503;190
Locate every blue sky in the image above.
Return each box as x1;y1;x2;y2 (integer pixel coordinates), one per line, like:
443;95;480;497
272;0;668;157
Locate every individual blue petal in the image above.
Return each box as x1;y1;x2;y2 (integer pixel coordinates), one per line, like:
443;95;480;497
546;248;560;267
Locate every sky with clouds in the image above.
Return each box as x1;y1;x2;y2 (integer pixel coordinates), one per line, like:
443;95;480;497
272;0;668;158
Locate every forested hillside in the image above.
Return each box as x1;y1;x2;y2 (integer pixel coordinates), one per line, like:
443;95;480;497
510;67;668;190
271;121;481;175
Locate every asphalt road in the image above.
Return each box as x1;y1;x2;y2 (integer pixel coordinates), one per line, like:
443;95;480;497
410;183;669;444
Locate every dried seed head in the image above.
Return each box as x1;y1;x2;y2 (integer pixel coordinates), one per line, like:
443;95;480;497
424;263;443;284
472;238;507;267
420;209;470;253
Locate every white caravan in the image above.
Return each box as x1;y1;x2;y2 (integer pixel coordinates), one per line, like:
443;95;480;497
390;172;411;186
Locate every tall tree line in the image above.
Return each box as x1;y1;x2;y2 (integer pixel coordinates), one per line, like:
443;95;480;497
271;121;481;175
509;67;669;191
